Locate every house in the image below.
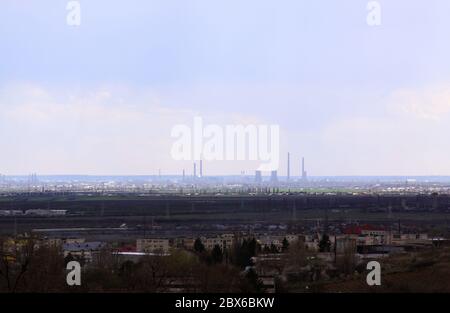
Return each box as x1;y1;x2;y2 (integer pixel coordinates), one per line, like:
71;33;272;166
63;241;105;263
389;233;429;245
204;234;234;251
258;235;283;251
344;224;388;245
136;238;170;253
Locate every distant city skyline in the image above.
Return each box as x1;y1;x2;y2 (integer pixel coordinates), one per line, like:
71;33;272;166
1;1;450;176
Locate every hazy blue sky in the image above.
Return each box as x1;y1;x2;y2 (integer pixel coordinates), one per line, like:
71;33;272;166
1;0;450;175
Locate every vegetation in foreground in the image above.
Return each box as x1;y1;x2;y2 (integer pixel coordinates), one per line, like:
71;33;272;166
1;236;450;293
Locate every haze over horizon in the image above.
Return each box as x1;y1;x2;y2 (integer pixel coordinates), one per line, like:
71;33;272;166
1;0;450;176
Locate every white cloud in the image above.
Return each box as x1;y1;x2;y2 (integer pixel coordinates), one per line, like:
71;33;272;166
2;82;450;176
311;84;450;175
388;84;450;120
0;83;274;175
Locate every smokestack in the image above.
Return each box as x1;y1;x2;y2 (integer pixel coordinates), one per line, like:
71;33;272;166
301;157;307;180
182;169;185;181
287;152;290;181
193;162;197;178
302;157;305;176
200;160;203;177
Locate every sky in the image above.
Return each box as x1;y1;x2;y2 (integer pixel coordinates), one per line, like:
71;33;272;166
1;0;450;176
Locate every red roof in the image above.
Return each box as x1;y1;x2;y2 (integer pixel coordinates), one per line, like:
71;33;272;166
117;245;136;252
343;224;385;235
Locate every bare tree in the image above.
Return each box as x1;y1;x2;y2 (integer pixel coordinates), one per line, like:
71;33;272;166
0;237;36;292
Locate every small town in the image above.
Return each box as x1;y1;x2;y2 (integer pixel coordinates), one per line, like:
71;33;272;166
2;220;449;293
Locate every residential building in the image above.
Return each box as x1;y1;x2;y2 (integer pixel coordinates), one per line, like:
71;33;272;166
136;238;170;253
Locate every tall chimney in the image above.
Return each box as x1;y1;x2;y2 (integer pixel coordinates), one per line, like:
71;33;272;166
287;152;290;181
302;157;307;180
302;157;305;176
